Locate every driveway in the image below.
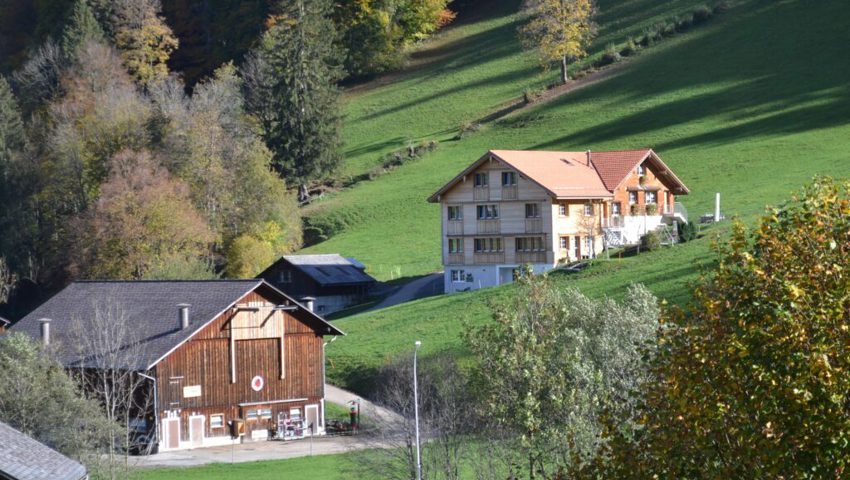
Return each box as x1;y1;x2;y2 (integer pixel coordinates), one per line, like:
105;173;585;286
369;272;443;311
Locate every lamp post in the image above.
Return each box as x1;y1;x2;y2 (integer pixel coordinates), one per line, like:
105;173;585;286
413;340;422;480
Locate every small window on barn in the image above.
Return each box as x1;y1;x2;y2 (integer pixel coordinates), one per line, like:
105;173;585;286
279;270;292;284
246;410;258;421
317;305;326;313
210;414;224;428
259;408;272;419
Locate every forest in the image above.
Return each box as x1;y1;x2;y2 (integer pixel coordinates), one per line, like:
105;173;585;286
0;0;454;318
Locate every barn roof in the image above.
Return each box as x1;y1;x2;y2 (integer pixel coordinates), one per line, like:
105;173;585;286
11;280;343;371
266;254;376;287
427;149;689;201
0;420;87;480
0;316;9;326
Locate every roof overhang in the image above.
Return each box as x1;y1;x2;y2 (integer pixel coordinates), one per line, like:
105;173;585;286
613;149;690;195
427;151;496;203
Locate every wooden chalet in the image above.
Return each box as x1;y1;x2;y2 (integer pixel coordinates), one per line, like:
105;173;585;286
11;280;343;452
257;254;376;315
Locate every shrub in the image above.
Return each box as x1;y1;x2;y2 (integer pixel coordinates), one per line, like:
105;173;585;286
630;204;640;216
652;23;665;40
662;22;677;37
640;231;661;251
597;44;621;67
646;203;658;215
456;121;481;139
676;15;693;32
677;220;698;242
522;87;545;104
620;38;638;57
692;5;713;24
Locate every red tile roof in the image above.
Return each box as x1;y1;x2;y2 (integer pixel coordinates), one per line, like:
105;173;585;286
428;149;689;202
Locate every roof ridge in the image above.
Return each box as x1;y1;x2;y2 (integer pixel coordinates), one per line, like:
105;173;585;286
73;279;260;284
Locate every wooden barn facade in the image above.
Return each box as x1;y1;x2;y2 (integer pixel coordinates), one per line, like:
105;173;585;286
12;280;343;452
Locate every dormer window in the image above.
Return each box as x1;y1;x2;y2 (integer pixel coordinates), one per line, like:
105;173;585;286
636;163;645;176
474;172;488;187
501;171;517;186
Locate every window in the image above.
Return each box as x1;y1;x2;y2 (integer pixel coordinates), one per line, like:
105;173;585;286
448;205;462;220
558;202;568;216
628;191;638;204
645;191;657;204
516;237;545;252
279;270;292;284
612;202;622;215
474;238;503;252
584;236;593;254
448;238;463;253
584;203;594;216
474;172;488;187
259;408;272;419
637;163;645;176
501;171;517;186
317;305;326;313
559;236;569;250
525;203;540;218
476;204;499;220
246;410;259;421
451;270;467;282
210;414;224;428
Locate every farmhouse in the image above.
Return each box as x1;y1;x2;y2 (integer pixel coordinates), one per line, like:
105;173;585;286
11;280;343;452
428;149;689;292
257;254;376;314
0;419;88;480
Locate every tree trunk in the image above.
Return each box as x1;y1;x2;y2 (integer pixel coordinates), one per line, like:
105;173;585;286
560;55;569;84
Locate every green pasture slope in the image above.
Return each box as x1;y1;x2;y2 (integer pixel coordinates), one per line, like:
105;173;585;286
308;0;850;391
134;452;364;480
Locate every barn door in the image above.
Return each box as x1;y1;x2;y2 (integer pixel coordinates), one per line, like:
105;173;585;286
305;405;319;435
188;415;205;448
162;418;180;450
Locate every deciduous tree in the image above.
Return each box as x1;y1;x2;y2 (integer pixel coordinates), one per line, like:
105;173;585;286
518;0;596;84
465;270;659;478
598;177;850;479
108;0;178;86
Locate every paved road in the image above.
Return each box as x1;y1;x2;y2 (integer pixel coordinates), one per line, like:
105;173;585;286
369;272;443;311
134;384;401;469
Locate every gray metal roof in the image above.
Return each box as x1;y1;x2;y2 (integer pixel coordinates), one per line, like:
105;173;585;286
280;254;376;286
11;280;342;371
0;420;87;480
0;316;9;326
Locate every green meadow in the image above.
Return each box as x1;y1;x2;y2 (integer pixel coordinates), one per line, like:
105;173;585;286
303;0;850;392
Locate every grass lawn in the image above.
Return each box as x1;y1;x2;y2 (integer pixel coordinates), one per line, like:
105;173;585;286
133;452;364;480
307;0;850;392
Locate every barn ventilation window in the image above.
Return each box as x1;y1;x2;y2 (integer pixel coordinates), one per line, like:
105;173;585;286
210;414;224;428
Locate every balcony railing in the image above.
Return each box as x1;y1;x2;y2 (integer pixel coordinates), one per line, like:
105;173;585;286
501;185;518;200
473;187;490;201
447;221;464;235
516;251;547;263
474;252;505;264
525;218;543;233
603;215;624;228
446;253;465;265
664;202;688;222
477;219;500;234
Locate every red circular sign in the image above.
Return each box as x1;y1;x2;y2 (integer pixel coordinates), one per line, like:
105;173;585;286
251;375;264;391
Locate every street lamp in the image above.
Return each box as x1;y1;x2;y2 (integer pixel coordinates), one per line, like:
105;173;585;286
413;340;422;480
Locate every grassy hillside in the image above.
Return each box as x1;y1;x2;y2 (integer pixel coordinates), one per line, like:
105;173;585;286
309;0;850;393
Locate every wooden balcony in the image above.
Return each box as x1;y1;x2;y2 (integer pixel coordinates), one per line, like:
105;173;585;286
474;252;504;264
447;221;464;235
477;219;500;234
516;251;547;263
525;218;543;233
446;253;465;265
501;185;518;200
473;187;490;201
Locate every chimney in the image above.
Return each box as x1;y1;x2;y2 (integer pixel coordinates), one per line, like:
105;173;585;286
39;318;51;346
586;149;592;167
178;304;190;330
301;297;315;313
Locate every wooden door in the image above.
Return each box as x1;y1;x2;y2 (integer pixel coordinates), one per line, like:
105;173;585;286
305;405;319;435
163;418;180;450
189;416;204;448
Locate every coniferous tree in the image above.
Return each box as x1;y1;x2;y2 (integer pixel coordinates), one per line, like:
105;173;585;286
0;77;25;168
61;0;106;58
245;0;344;200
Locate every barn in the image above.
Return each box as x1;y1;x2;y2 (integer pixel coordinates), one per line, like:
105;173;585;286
11;279;343;451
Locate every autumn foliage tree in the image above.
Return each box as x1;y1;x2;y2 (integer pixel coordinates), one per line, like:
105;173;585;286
518;0;596;84
596;177;850;479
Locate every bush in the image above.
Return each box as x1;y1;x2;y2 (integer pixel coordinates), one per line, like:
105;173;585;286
646;203;658;215
597;44;621;67
640;231;662;251
662;22;677;37
456;121;481;139
620;38;638;57
692;5;713;24
676;15;693;32
630;204;640;216
523;87;545;104
677;220;698;242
